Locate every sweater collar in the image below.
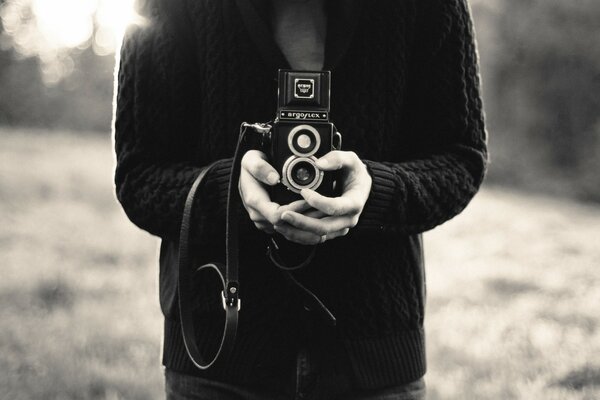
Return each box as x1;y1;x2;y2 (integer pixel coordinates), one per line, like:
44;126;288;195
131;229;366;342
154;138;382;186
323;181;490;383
235;0;362;71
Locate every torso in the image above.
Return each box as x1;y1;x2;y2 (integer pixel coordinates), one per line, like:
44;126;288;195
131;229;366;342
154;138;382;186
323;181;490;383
270;0;327;70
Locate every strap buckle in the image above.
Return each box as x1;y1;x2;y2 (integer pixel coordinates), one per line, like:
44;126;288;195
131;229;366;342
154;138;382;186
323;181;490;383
222;283;241;311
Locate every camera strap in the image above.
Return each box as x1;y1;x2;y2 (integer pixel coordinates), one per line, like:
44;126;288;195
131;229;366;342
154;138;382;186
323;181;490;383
178;123;335;370
178;163;237;370
161;0;335;372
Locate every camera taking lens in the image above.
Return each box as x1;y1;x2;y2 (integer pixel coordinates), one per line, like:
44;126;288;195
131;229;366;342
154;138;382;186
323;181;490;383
282;156;322;192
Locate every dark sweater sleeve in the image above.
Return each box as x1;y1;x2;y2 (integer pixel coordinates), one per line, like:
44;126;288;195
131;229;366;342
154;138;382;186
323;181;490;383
355;0;488;235
113;24;231;241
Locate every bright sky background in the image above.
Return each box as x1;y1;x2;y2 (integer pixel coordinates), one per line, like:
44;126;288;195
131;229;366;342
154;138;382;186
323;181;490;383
0;0;138;82
34;0;136;51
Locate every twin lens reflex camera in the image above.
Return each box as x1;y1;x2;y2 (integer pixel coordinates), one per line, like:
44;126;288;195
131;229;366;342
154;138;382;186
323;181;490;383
261;70;342;205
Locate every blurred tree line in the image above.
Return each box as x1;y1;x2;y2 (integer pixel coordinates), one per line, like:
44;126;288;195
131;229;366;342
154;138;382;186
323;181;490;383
0;0;115;131
0;0;599;201
472;0;600;201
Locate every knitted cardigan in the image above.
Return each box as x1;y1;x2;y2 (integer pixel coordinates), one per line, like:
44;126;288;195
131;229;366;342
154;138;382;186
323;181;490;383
113;0;487;389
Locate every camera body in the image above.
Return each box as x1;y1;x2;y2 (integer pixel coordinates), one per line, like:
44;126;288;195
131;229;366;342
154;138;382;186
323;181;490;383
265;70;342;205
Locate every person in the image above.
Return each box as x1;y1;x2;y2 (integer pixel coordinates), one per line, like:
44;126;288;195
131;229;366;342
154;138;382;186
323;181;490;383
113;0;488;398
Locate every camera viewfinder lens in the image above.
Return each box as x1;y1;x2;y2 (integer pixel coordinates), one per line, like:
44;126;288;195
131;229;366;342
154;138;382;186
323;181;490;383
297;134;312;149
288;125;320;157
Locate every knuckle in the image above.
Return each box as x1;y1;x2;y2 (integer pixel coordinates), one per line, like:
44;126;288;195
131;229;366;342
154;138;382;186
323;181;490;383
254;162;268;178
287;233;299;243
279;231;291;241
350;202;362;215
245;195;259;207
302;190;313;201
241;153;253;169
253;150;267;160
326;151;342;168
255;157;268;169
244;151;267;172
334;155;345;169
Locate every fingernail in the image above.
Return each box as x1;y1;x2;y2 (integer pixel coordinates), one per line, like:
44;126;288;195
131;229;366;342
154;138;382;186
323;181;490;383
281;212;292;221
267;172;279;185
300;188;313;197
317;159;329;168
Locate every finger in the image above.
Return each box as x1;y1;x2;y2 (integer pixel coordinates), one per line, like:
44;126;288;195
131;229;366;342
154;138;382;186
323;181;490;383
244;205;269;224
279;199;312;214
239;171;270;218
315;150;360;171
300;188;363;216
279;200;325;218
253;200;282;226
303;209;327;219
281;211;357;235
240;169;282;225
241;150;280;186
243;203;271;225
324;228;351;241
240;167;271;202
254;221;274;234
273;224;322;246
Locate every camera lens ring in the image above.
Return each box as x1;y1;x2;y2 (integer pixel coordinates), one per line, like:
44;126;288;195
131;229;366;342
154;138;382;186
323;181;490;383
281;156;324;194
288;125;320;157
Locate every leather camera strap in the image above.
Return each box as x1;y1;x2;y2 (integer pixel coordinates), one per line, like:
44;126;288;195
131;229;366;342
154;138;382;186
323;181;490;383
161;0;335;371
178;123;336;370
178;161;238;370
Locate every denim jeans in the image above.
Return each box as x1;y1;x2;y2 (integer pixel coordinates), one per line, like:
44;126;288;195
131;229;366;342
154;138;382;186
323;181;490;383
165;345;426;400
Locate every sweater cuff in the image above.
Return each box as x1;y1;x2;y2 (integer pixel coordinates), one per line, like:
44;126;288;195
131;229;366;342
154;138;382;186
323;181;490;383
356;160;398;232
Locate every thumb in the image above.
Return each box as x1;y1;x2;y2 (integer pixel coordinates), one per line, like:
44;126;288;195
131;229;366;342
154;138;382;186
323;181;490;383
315;151;348;171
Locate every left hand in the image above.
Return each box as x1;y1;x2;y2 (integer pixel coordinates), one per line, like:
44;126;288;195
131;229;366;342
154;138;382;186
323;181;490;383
275;151;372;245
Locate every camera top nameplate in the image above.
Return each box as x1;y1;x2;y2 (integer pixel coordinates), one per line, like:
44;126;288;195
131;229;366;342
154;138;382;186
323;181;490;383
279;110;329;121
278;70;331;111
294;79;315;99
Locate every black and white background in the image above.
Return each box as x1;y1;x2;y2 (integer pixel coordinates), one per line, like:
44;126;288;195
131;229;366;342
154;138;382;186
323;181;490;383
0;0;598;398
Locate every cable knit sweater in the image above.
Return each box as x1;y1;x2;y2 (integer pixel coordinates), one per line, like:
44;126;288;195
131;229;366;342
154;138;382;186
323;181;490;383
113;0;487;389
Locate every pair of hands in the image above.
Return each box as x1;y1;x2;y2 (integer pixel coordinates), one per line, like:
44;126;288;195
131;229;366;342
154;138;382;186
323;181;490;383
239;150;372;245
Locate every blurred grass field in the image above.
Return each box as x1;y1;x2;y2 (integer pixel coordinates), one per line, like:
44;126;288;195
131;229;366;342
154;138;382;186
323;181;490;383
1;128;599;400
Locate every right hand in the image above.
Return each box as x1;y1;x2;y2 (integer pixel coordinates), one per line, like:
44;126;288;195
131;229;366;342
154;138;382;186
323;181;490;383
239;150;307;233
239;150;280;233
238;150;325;238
